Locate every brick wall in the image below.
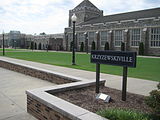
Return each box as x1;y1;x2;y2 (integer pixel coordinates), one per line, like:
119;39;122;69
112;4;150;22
0;60;74;84
27;95;71;120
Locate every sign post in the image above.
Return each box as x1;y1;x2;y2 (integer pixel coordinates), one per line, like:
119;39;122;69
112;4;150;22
96;63;100;93
91;50;136;101
122;66;128;101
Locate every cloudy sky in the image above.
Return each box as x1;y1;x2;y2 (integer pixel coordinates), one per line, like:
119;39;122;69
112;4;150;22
0;0;159;34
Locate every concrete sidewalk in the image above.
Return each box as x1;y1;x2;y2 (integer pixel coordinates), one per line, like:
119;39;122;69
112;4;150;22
0;67;56;120
0;56;159;96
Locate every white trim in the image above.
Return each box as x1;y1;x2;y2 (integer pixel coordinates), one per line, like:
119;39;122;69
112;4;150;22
137;17;155;21
93;23;104;26
105;21;119;24
82;24;92;27
120;19;135;23
154;18;160;21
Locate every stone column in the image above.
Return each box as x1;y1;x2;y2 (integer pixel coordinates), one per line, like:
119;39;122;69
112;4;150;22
65;33;68;51
96;31;100;50
124;29;129;51
84;32;89;54
75;33;78;51
142;28;148;55
108;30;113;50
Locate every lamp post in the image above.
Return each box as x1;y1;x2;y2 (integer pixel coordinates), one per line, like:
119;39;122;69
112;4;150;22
71;13;77;65
2;31;5;56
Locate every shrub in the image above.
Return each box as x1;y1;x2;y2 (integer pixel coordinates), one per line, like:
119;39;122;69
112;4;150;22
80;42;84;52
121;42;125;51
139;42;144;55
97;108;149;120
145;82;160;116
91;41;96;50
104;42;109;50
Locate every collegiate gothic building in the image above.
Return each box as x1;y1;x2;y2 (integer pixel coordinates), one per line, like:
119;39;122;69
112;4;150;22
64;0;160;55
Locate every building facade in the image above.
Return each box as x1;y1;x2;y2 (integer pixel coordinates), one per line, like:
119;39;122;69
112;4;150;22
0;31;64;50
64;0;160;55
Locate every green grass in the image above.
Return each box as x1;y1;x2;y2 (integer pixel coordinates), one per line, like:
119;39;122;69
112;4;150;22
0;48;29;51
97;108;158;120
0;51;160;82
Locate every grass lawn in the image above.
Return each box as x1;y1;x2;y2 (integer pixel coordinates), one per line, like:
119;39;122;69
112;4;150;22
0;51;159;82
0;48;29;51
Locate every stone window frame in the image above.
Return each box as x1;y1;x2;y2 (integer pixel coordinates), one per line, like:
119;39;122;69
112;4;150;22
88;31;95;45
114;30;124;47
100;31;108;46
150;27;160;48
130;28;141;47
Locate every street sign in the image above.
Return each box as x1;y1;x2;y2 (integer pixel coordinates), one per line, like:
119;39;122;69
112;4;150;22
91;50;136;68
91;50;137;101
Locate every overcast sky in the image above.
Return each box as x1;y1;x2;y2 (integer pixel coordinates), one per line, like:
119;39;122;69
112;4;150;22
0;0;160;35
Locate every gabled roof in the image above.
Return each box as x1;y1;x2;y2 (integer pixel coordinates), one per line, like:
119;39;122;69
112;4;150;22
73;0;99;11
79;7;160;25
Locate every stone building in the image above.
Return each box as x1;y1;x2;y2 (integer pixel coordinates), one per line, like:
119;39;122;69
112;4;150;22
0;31;64;50
64;0;160;55
0;31;25;48
25;33;64;50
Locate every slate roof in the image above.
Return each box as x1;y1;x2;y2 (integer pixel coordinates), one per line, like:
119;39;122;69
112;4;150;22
73;0;100;11
79;7;160;25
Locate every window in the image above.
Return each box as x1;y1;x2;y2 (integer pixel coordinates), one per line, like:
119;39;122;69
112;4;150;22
150;27;160;47
77;33;84;45
88;32;95;45
114;30;123;47
100;31;108;46
130;29;141;47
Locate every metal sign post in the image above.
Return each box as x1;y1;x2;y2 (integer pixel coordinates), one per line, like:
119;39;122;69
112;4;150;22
96;63;100;93
91;50;137;101
122;66;128;101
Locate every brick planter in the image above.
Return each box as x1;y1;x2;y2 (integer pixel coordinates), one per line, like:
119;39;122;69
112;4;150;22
26;81;107;120
0;60;79;84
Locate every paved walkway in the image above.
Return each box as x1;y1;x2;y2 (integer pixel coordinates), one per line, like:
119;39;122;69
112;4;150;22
0;67;55;120
0;56;159;96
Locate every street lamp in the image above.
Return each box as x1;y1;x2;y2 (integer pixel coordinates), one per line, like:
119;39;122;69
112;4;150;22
71;13;77;65
2;31;5;56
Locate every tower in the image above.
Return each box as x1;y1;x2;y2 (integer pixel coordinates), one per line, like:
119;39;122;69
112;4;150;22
69;0;103;27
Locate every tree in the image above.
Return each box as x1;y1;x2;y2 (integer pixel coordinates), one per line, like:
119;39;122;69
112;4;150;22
104;42;109;50
40;32;46;35
80;42;84;52
91;41;96;50
139;42;144;55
